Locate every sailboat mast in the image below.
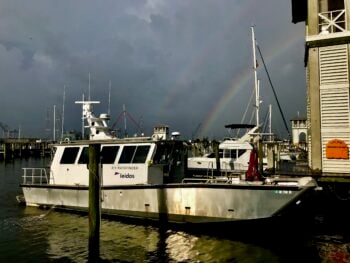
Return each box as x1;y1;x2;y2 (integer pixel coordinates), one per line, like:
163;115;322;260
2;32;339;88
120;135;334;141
251;26;259;128
108;81;111;116
53;105;56;141
61;85;66;140
251;26;264;174
123;104;127;137
269;104;272;141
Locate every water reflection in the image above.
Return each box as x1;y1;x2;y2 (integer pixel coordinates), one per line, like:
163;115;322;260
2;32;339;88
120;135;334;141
18;207;279;262
4;158;349;262
313;235;350;263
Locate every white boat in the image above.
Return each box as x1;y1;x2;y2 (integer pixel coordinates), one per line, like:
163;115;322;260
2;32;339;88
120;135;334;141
187;124;258;177
19;100;317;224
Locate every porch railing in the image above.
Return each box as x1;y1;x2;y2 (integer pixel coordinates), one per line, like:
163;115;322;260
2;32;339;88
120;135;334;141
318;9;346;34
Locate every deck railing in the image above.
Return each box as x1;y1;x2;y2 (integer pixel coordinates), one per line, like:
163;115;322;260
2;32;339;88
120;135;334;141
22;167;49;185
206;161;214;177
319;9;346;34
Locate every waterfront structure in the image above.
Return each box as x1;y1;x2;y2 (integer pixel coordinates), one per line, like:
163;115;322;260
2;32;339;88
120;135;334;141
0;138;51;159
291;116;307;151
292;0;350;175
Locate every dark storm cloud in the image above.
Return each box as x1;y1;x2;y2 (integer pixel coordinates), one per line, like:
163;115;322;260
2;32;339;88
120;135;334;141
0;0;305;139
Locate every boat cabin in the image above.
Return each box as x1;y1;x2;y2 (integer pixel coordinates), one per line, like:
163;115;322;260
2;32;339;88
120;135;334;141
49;139;186;186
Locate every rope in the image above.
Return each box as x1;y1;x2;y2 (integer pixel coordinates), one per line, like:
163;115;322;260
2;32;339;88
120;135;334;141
256;43;291;139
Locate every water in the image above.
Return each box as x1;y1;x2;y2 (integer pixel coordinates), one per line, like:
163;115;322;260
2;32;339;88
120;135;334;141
1;158;349;262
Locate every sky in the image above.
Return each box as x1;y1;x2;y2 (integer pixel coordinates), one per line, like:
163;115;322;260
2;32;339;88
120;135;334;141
0;0;306;140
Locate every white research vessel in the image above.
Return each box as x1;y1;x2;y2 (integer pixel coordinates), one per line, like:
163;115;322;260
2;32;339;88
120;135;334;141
19;100;317;224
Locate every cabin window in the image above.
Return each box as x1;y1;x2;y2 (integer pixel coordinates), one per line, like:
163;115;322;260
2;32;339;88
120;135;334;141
78;147;89;164
119;145;150;164
232;150;237;159
238;149;246;157
133;146;150;163
119;146;136;163
206;153;215;158
223;149;245;159
101;146;119;164
60;147;80;164
224;149;236;158
153;144;168;164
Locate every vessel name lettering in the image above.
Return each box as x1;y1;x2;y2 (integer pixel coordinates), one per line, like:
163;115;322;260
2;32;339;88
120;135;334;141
120;173;135;179
117;166;138;170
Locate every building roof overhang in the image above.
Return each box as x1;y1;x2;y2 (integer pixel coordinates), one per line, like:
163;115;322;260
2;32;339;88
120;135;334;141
291;0;307;24
306;32;350;48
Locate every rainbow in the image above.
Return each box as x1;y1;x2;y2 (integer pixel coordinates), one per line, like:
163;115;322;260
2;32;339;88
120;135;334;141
198;33;304;137
197;67;253;137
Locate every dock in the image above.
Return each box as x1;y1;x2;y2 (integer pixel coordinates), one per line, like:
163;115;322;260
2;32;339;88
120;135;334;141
0;138;52;159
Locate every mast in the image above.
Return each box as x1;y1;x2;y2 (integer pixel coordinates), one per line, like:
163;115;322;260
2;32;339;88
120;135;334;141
269;104;272;141
61;85;66;140
123;104;127;137
53;105;56;141
108;81;111;116
251;26;259;128
251;26;264;175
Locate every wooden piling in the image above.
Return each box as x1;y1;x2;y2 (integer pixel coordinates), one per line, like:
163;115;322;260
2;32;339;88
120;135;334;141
213;140;220;176
258;139;264;173
88;143;101;262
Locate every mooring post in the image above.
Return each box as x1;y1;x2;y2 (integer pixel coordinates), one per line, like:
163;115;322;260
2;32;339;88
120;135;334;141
213;140;220;176
88;143;101;262
258;138;264;174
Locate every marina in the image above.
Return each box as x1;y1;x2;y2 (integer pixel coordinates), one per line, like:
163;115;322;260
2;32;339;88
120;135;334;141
0;138;51;159
1;0;350;261
15;27;320;225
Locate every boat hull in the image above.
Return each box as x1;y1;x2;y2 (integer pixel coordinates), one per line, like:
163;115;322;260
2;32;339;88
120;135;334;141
20;183;315;223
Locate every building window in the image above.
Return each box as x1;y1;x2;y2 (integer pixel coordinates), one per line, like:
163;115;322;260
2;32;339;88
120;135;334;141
60;147;80;164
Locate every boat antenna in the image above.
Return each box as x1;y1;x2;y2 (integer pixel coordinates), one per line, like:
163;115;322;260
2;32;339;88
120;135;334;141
256;43;291;139
82;93;85;139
